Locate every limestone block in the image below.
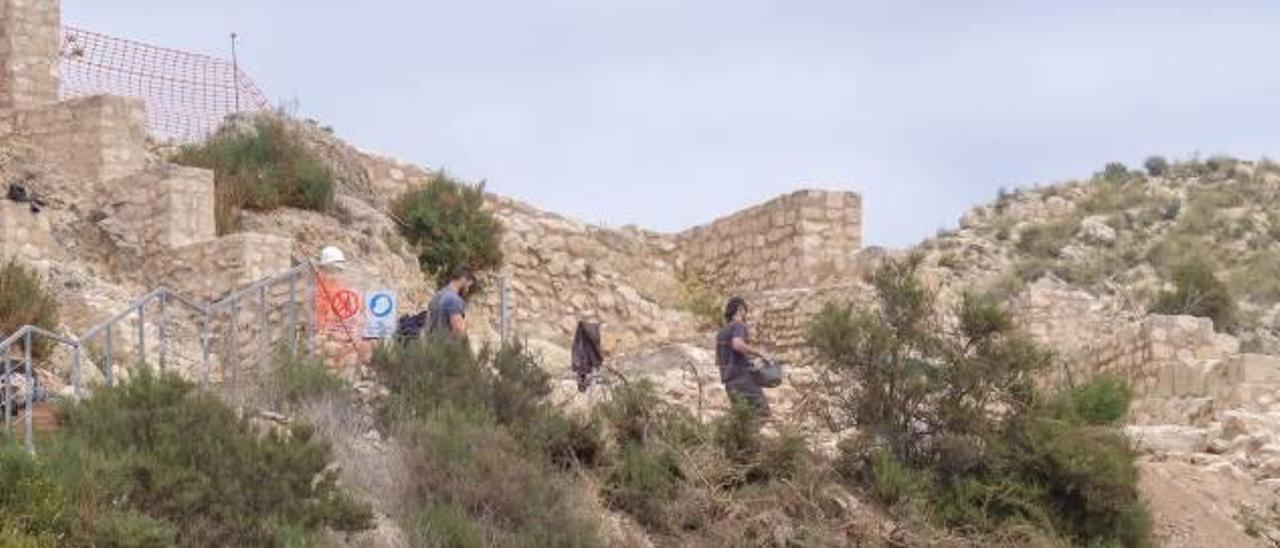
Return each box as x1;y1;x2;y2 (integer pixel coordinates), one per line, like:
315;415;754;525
8;95;148;182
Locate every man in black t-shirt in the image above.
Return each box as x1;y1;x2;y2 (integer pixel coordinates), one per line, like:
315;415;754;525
715;296;771;416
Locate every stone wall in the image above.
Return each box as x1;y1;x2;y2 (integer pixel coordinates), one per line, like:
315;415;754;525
96;164;217;251
479;195;697;353
2;95;150;182
150;233;294;301
0;0;59;111
677;189;862;294
0;199;62;262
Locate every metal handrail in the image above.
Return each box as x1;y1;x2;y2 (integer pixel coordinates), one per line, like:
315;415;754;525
1;262;320;453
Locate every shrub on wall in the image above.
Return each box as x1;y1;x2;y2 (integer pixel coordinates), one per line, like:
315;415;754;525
391;173;503;286
0;260;59;359
172;116;335;234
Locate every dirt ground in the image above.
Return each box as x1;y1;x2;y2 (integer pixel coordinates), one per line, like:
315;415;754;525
1140;457;1279;547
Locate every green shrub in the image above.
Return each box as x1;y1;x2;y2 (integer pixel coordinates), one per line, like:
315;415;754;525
809;255;1150;545
713;400;762;463
1102;162;1129;181
867;449;926;505
273;354;348;404
1016;219;1077;258
392;173;503;285
1064;375;1133;425
0;260;59;359
373;340;606;548
1144;156;1169;177
1149;257;1237;332
172;116;335;234
418;503;485;548
1;369;371;547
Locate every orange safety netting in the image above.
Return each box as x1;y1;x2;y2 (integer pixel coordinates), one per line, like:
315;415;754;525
58;26;270;143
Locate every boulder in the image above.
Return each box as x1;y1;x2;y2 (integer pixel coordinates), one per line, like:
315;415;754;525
1078;215;1117;245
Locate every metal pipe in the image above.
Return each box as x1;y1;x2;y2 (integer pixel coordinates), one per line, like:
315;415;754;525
306;271;316;356
288;275;298;357
72;346;82;399
105;325;114;387
201;319;212;389
3;356;11;437
159;293;169;371
137;304;146;367
24;331;33;453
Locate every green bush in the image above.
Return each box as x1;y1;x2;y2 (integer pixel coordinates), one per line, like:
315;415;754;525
1149;257;1237;332
373;340;606;548
273;354;348;404
809;255;1151;545
1102;162;1129;181
0;369;371;547
1144;156;1169;177
392;173;503;286
1065;375;1133;425
172;116;335;234
418;503;485;548
1016;219;1078;258
0;260;59;359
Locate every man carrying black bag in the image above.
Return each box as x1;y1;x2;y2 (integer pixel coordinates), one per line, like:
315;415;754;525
715;296;777;417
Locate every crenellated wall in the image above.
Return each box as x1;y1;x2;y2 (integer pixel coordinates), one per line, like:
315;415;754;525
677;189;862;294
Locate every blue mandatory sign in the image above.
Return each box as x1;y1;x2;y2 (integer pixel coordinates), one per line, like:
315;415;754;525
369;293;394;317
363;290;398;339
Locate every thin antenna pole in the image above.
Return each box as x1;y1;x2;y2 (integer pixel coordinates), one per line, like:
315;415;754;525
230;32;241;111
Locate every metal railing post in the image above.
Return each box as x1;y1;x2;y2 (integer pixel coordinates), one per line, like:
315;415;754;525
72;345;82;399
3;355;11;437
201;316;212;389
24;331;34;453
306;272;316;356
137;304;146;367
105;325;115;387
288;275;298;357
259;285;269;372
159;293;169;372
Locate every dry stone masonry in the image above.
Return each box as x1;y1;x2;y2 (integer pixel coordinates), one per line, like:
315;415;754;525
678;189;863;294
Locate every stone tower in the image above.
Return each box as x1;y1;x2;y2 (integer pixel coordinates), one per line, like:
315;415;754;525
0;0;61;111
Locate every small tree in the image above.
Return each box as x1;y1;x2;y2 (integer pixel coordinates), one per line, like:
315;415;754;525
810;255;1150;545
1149;257;1237;331
809;255;1049;460
1143;156;1169;177
1103;162;1129;182
392;173;503;286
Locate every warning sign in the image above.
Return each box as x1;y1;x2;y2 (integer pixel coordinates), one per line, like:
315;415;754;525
362;290;398;339
316;273;362;337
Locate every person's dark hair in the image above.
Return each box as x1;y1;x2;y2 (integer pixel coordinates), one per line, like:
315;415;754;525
724;296;748;324
449;265;474;283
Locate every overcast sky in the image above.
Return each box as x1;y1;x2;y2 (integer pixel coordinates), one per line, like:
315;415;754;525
64;1;1280;247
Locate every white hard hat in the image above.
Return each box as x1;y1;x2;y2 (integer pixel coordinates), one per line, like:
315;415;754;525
318;246;346;267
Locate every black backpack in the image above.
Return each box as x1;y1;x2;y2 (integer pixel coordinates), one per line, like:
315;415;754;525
396;310;428;341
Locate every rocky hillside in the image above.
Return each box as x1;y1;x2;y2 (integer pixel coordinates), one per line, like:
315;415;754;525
906;157;1280;545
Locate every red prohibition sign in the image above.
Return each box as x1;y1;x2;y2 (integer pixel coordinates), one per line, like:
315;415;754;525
331;289;361;320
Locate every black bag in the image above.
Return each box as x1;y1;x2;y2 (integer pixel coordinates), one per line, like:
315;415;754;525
751;358;785;389
395;310;428;341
